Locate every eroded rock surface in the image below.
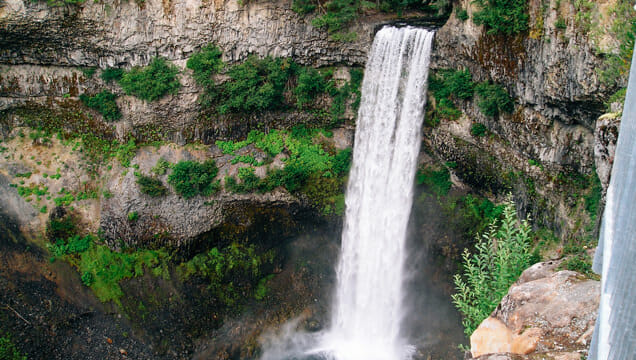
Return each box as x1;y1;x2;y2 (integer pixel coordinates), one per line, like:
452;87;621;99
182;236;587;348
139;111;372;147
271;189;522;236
470;261;600;359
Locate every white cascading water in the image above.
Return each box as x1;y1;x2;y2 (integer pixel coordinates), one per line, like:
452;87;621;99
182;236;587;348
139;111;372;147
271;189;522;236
319;26;435;360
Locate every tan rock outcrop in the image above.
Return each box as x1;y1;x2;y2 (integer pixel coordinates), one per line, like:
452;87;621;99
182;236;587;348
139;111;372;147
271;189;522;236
470;261;600;359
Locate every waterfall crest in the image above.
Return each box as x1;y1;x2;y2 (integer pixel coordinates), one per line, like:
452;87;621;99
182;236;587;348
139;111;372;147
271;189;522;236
320;26;435;360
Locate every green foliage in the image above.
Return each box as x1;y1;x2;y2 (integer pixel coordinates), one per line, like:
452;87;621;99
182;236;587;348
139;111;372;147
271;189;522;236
119;57;181;101
416;166;452;196
77;244;170;303
49;234;94;258
179;243;276;307
127;211;139;222
427;68;474;126
606;88;627;111
600;0;636;86
475;82;514;117
254;274;275;300
218;56;293;114
429;68;475;101
311;0;359;38
101;68;124;83
186;44;224;106
219;127;352;215
452;200;533;336
456;8;469;21
39;0;84;7
115;138;137;168
167;160;220;199
136;175;168;197
561;253;594;277
295;67;329;108
46;215;77;242
555;17;567;30
81;67;97;78
249;129;286;156
151;158;172;175
79;90;122;121
470;123;488;137
472;0;529;35
0;335;26;360
292;0;316;14
584;171;602;221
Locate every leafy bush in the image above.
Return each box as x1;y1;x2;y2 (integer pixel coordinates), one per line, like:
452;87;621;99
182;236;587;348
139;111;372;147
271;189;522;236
295;67;329;108
475;82;514;117
77;244;170;303
119;57;181;101
187;44;224;106
79;90;122;121
151;158;172;175
0;335;26;360
168;160;220;198
292;0;316;14
470;123;488;137
427;68;474;126
456;8;469;21
136;175;168;197
49;234;94;258
127;211;139;222
218;56;292;114
429;68;474;101
416;166;452;196
179;243;276;306
311;0;359;37
115;138;137;168
600;0;636;86
452;200;533;336
472;0;529;35
101;68;124;83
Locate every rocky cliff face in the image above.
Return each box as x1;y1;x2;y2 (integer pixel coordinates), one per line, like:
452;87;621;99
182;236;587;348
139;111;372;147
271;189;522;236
425;0;618;238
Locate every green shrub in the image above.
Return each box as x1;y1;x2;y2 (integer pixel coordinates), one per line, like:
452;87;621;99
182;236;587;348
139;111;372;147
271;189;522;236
456;8;469;21
429;68;475;101
168;160;220;198
0;335;26;360
78;244;170;303
311;0;359;37
79;90;122;121
179;243;275;307
115;138;137;168
119;57;181;101
49;234;94;258
470;123;488;137
416;166;452;196
561;253;594;277
292;0;316;14
127;211;139;222
151;158;172;175
600;0;636;86
187;44;224;106
606;88;627;111
475;82;514;116
452;199;533;336
136;175;168;197
555;17;567;30
101;68;124;82
218;56;292;114
472;0;529;35
295;67;329;108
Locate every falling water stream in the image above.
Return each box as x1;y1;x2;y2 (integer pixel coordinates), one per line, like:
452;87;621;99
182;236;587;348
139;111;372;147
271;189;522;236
318;26;435;360
260;26;435;360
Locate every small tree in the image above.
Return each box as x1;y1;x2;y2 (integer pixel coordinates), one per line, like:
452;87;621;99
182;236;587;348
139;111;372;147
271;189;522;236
452;199;533;336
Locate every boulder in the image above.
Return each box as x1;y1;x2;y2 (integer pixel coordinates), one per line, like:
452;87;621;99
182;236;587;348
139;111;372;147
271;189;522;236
470;261;600;359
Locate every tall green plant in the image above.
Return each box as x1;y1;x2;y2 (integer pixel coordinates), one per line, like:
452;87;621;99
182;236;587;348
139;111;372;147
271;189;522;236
452;199;533;336
119;57;181;101
472;0;529;35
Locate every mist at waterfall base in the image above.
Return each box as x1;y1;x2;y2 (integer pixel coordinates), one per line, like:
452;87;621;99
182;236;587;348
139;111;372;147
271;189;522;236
259;26;465;360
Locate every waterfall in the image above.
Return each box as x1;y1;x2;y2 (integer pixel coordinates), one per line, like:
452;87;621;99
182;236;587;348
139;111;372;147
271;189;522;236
588;41;636;359
320;26;435;360
259;26;435;360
